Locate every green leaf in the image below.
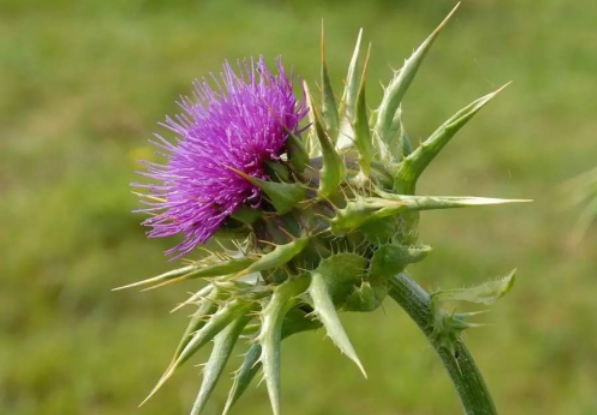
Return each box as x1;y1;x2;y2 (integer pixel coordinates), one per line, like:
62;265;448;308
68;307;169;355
113;256;256;291
309;271;367;377
223;344;262;415
321;21;339;139
312;252;367;305
234;234;310;278
353;44;374;177
337;28;364;150
285;130;310;173
390;107;413;160
374;191;532;211
393;84;509;193
229;166;307;215
171;286;220;364
259;277;311;415
140;299;259;406
331;194;530;235
374;4;459;161
305;82;346;200
171;283;214;313
190;315;252;415
230;205;261;224
303;82;321;158
223;309;321;415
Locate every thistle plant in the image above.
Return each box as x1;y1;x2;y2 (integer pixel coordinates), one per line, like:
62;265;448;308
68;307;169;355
120;5;529;415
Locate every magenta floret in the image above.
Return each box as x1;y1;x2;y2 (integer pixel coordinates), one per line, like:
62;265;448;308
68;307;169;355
136;57;307;257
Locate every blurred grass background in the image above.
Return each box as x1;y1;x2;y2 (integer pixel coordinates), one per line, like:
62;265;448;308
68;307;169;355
1;0;596;414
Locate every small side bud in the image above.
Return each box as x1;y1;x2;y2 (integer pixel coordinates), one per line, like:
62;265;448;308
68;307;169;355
344;281;381;312
429;270;516;353
369;243;432;282
431;269;516;306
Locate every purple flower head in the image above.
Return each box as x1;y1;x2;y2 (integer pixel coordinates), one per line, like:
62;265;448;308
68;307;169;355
137;56;307;258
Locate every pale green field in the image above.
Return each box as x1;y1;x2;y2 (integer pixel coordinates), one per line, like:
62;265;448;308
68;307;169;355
2;1;596;414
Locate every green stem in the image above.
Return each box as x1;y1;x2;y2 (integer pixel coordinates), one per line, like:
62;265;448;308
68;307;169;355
388;273;498;415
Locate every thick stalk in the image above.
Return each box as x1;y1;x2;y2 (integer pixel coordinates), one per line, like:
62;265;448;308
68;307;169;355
388;273;498;415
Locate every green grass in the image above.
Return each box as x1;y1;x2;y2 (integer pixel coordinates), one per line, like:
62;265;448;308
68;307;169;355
2;1;597;414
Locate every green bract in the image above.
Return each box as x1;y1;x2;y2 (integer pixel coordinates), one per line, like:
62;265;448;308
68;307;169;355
119;5;529;415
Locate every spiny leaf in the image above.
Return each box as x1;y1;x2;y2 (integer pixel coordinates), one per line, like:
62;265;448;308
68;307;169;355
174;299;259;367
113;264;196;291
258;277;311;415
331;194;530;235
223;309;321;415
171;287;220;364
229;167;306;215
171;283;214;313
190;315;253;415
353;44;374;178
330;196;399;235
172;280;255;313
114;256;256;291
140;299;259;406
304;85;346;200
230;205;261;224
313;252;367;305
394;84;509;193
223;344;262;415
309;271;367;377
337;28;364;150
265;160;291;182
303;82;321;158
321;20;339;139
234;234;310;278
431;269;517;306
285;129;310;173
389;106;413;161
374;3;460;160
374;192;532;211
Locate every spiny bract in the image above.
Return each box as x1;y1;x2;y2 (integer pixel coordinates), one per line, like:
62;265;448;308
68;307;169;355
122;5;527;415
